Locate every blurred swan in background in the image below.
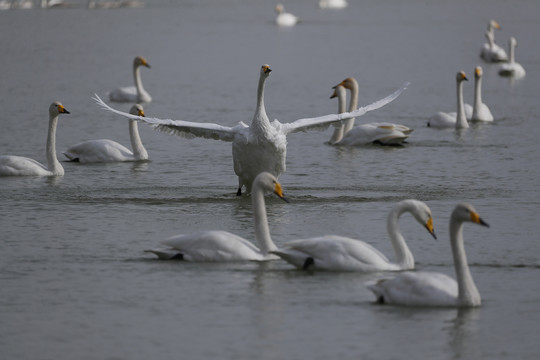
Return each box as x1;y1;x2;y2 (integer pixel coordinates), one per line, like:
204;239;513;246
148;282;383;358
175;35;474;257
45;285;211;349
498;37;526;79
480;20;507;63
367;203;489;307
108;56;152;103
145;172;288;261
471;66;494;122
427;71;469;129
95;64;408;195
63;104;148;163
275;4;298;27
0;102;70;176
318;0;348;9
271;200;436;271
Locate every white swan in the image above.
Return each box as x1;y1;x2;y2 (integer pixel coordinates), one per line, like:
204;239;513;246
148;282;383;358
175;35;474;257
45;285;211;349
145;172;287;261
271;200;436;272
329;79;412;146
63;104;148;163
498;37;526;79
367;203;489;307
0;102;70;176
470;66;494;122
275;4;298;27
427;71;469;129
94;64;408;195
318;0;348;9
108;56;152;103
480;20;508;63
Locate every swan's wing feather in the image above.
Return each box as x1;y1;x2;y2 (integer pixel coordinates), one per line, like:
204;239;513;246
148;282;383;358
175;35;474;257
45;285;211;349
93;94;237;142
280;82;409;135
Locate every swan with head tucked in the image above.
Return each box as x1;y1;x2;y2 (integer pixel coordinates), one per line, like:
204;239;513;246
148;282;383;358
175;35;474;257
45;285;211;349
471;66;494;122
94;64;408;195
0;102;70;176
498;37;526;79
318;0;348;9
63;104;148;163
427;71;469;129
480;20;508;63
108;56;152;103
145;172;287;261
329;82;412;146
275;4;298;27
271;200;436;272
367;203;489;307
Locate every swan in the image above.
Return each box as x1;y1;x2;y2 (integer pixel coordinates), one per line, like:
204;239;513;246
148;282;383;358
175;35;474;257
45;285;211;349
145;172;287;261
108;56;152;103
318;0;348;9
275;4;298;27
427;71;469;129
94;64;408;195
367;203;489;307
498;37;526;79
0;102;70;176
470;66;494;122
480;20;508;63
271;200;436;272
63;104;148;163
329;81;412;146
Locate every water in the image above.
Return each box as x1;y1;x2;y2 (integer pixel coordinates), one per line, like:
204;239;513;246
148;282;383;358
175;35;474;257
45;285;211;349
1;0;540;359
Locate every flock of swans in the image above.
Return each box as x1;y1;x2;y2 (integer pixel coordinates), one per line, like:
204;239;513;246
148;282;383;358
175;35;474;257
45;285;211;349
0;0;144;9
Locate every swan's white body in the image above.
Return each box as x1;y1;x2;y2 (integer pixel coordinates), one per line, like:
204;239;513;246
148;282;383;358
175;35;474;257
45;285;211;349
318;0;348;9
367;203;489;307
329;79;412;146
480;20;508;63
498;37;526;79
108;56;152;103
63;104;148;163
470;66;494;122
0;102;70;177
95;65;408;194
428;71;469;129
275;4;298;27
145;172;287;262
271;200;436;272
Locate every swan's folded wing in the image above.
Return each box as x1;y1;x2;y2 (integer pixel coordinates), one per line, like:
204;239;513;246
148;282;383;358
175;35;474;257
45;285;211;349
93;94;237;142
279;82;409;135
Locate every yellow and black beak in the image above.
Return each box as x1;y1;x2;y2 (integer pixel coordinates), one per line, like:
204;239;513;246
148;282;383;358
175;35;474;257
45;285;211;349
262;65;272;74
274;182;289;203
59;105;70;114
470;211;490;228
329;88;338;99
425;216;437;239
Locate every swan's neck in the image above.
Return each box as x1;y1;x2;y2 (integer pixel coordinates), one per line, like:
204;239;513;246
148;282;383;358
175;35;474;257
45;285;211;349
508;41;515;64
252;74;272;135
456;80;469;129
344;81;359;133
329;89;347;144
251;186;278;255
129;120;148;160
46;114;63;176
386;202;415;269
473;75;482;111
449;218;481;306
133;65;145;100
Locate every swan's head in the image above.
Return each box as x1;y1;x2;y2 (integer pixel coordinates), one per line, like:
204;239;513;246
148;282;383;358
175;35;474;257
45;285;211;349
488;19;501;31
260;64;272;77
275;4;284;14
509;37;517;48
329;85;346;99
254;172;288;203
405;200;436;240
456;71;468;83
49;101;70;116
134;56;151;69
474;66;483;79
333;77;358;91
451;203;490;228
129;104;145;117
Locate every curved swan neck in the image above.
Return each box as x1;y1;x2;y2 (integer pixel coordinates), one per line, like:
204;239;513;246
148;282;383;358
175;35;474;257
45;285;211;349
46;114;63;176
473;74;482;110
456;79;469;129
449;217;481;306
251;185;278;255
387;201;415;269
129;119;148;160
133;65;145;100
329;87;347;144
344;79;359;133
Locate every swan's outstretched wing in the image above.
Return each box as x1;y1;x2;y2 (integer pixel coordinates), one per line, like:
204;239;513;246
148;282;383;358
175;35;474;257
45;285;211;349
279;82;409;135
93;95;238;142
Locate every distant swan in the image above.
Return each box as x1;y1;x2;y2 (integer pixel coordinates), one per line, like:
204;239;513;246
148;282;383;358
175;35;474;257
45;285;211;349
145;172;287;261
275;4;298;27
318;0;348;9
367;203;489;307
0;102;70;176
471;66;494;122
108;56;152;103
427;71;469;129
63;104;148;163
94;64;408;195
329;79;412;146
480;20;508;63
271;200;436;271
498;37;526;79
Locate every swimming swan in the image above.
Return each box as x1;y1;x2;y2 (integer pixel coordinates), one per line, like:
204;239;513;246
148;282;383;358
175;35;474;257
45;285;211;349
63;104;148;163
271;200;436;272
471;66;494;122
498;37;526;79
367;203;489;307
427;71;469;129
108;56;152;103
275;4;298;27
480;20;508;63
94;65;408;194
318;0;348;9
145;172;287;261
0;102;70;176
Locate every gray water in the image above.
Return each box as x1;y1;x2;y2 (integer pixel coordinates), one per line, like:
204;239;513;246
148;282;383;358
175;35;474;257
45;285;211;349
1;0;540;359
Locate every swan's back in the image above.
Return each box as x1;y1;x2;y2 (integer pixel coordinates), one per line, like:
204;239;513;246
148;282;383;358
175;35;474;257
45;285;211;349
63;139;135;163
0;156;50;176
427;112;455;128
339;124;409;146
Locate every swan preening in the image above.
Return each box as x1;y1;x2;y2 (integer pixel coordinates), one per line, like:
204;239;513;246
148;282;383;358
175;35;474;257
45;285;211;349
367;203;489;307
480;19;508;63
108;56;152;103
145;172;287;261
275;4;298;27
0;102;70;176
94;64;408;195
471;66;494;122
427;71;469;129
498;37;526;79
329;77;412;146
271;200;436;272
63;104;148;163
